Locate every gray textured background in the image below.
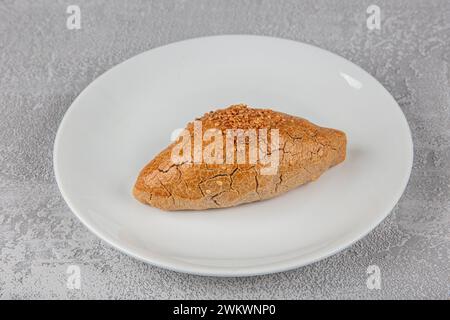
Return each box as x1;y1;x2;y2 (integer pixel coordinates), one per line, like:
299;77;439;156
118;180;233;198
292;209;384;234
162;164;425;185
0;0;449;299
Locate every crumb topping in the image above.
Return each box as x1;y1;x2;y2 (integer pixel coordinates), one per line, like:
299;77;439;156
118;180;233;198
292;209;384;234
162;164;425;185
196;104;287;130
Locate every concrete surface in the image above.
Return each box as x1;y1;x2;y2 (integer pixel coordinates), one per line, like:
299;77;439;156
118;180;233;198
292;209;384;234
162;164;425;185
0;0;449;299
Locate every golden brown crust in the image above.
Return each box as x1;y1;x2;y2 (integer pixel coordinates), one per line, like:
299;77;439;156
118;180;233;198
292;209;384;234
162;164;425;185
133;104;346;210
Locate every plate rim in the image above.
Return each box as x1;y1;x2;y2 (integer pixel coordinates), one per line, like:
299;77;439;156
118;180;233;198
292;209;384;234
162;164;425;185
53;34;414;277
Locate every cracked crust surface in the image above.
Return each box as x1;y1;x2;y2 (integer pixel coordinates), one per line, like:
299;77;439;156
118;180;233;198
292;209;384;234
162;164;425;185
133;104;346;210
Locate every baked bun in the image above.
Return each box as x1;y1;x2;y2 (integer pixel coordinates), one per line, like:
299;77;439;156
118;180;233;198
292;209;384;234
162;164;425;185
133;104;346;210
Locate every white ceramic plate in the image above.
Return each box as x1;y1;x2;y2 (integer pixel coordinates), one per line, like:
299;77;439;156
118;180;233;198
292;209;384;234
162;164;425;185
54;35;413;276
